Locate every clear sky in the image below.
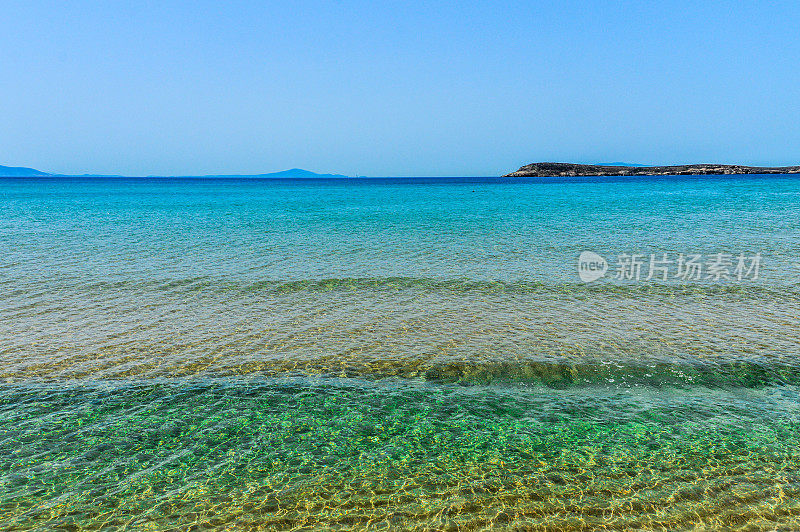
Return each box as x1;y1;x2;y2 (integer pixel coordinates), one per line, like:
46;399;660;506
2;1;799;176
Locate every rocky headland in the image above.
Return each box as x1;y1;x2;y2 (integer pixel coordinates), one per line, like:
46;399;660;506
504;162;800;177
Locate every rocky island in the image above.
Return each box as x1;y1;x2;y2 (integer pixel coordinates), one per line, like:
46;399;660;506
504;162;800;177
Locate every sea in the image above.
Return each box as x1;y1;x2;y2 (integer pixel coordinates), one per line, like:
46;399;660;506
1;175;799;530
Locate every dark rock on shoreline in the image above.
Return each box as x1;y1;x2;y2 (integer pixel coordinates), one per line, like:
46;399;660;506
503;162;800;177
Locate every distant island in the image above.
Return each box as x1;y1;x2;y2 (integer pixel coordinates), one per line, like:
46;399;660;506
199;168;349;179
0;165;349;178
504;162;800;177
0;165;51;177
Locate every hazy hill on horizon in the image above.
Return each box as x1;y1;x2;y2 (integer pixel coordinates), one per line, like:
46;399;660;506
200;168;350;178
0;165;350;178
0;165;51;177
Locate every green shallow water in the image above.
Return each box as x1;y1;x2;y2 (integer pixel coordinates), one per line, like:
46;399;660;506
2;379;800;530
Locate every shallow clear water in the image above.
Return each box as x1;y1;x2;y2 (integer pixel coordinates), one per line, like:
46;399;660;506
1;176;800;529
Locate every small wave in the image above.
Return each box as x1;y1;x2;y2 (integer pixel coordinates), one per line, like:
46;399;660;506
3;355;799;388
8;275;799;297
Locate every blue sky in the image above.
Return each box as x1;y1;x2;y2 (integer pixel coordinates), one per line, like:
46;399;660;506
2;1;799;176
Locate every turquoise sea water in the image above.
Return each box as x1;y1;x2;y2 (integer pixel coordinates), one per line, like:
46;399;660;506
2;176;800;530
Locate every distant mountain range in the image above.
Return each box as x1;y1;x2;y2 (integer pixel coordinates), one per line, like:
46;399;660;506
7;162;800;179
0;165;349;178
504;162;800;177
